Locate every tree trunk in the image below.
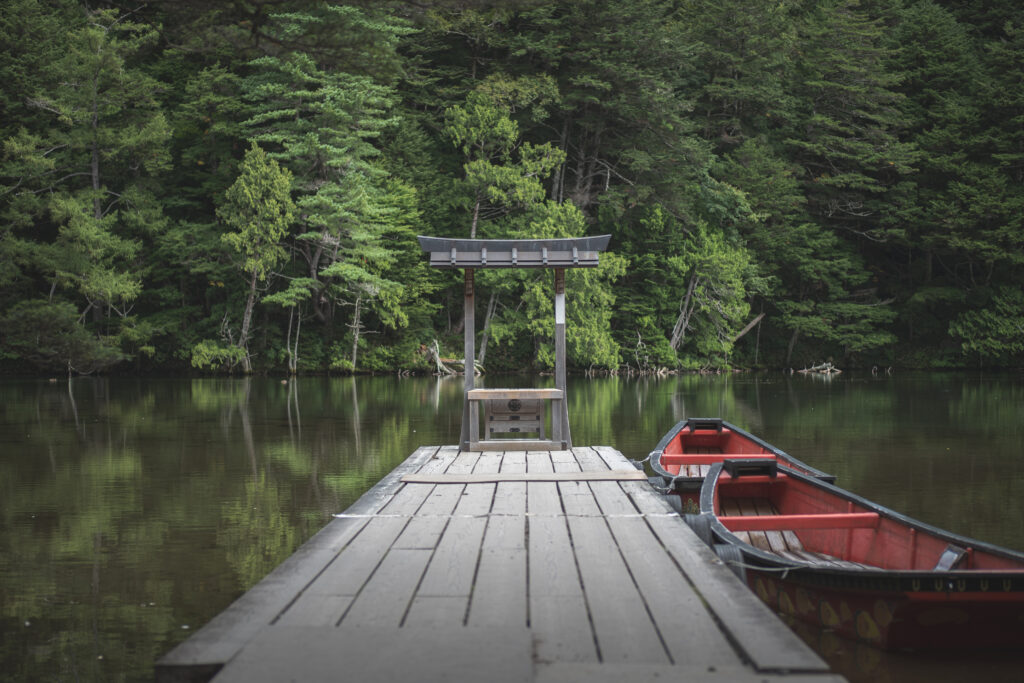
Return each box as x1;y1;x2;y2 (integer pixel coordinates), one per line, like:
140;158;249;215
754;306;763;366
90;71;101;220
477;292;498;366
284;306;300;375
238;270;258;373
731;312;766;343
670;273;700;350
350;293;362;370
552;118;570;202
470;197;481;239
308;234;327;322
291;307;301;374
285;307;294;372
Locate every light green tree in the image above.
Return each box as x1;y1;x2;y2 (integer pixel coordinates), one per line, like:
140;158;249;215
668;222;757;367
487;201;626;370
443;77;563;239
203;142;295;373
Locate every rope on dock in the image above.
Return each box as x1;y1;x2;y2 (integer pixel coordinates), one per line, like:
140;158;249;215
331;512;682;519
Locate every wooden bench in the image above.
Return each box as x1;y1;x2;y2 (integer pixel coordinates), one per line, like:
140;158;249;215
466;388;564;451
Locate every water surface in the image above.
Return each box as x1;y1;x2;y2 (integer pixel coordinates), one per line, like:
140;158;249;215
1;373;1021;681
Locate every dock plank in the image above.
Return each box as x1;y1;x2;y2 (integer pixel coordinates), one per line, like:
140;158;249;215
273;594;352;628
213;625;534;683
567;514;668;663
402;596;469;629
527;450;562;515
392;450;477;549
644;514;830;673
536;663;845;683
530;596;598;664
527;448;598;663
492;450;526;515
467;514;527;628
455;452;500;514
468;449;527;628
606;515;736;663
302;515;410;597
596;445;832;676
559;449;601;516
340;548;432;628
413;515;487;600
402;452;498;625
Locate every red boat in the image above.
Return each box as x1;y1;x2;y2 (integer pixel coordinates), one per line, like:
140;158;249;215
649;418;834;498
690;458;1024;650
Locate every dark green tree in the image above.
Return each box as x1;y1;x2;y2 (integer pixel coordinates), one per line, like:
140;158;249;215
1;6;171;370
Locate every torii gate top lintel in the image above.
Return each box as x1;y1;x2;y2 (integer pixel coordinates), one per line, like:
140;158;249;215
418;235;611;451
417;235;610;269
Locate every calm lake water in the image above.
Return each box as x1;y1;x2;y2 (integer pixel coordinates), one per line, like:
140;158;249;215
1;372;1022;682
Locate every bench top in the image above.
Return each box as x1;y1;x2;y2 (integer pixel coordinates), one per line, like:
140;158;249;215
467;388;564;400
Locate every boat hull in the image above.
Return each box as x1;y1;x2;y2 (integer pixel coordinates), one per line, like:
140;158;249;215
746;571;1024;650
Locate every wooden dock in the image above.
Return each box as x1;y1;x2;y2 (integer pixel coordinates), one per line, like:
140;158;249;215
157;445;843;683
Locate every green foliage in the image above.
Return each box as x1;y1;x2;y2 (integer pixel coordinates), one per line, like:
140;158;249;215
214;141;296;371
218;142;296;282
190;339;246;371
668;222;757;365
2;0;1024;373
950;288;1024;360
1;300;125;373
443;80;564;236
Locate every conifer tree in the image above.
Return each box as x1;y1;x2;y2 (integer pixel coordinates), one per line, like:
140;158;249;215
212;142;296;373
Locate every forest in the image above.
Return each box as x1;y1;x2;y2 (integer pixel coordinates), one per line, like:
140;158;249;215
1;0;1021;375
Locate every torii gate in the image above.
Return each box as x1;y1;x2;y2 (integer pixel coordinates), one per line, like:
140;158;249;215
418;235;611;452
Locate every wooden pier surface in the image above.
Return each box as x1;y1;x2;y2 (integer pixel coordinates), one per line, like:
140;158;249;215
157;445;843;683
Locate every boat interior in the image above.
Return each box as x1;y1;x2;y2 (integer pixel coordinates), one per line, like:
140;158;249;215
719;495;877;569
711;467;1024;573
662;422;774;478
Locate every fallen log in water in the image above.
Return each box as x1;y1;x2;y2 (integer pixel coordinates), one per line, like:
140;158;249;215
798;361;842;375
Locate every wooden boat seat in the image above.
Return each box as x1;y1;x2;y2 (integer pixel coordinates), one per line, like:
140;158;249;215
664;452;775;478
721;498;876;570
675;445;722;478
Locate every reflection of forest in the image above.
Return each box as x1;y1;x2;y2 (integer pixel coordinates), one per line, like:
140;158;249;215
0;374;1021;681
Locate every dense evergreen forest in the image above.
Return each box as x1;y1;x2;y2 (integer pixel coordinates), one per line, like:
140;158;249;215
1;0;1022;375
